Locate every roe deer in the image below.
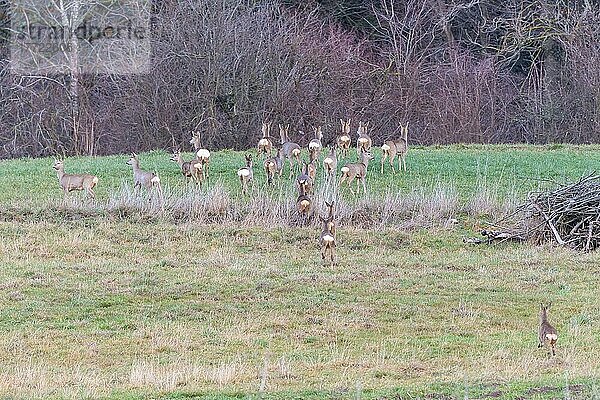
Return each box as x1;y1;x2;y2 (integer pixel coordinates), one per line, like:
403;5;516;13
339;150;374;195
356;121;372;154
337;119;351;157
126;153;162;196
279;124;302;177
237;154;254;195
190;131;211;180
308;126;323;161
257;121;274;158
169;150;203;186
381;122;409;173
319;201;336;267
264;148;284;185
307;159;317;184
296;184;312;216
538;303;558;357
323;147;338;176
296;162;314;195
52;159;98;198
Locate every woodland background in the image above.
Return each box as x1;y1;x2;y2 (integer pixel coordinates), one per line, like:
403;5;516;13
1;0;599;158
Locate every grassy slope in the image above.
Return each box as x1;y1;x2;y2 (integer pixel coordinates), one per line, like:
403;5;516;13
2;144;600;206
1;145;600;399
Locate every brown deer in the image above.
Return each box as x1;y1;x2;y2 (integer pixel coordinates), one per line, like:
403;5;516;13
126;153;162;196
308;126;323;162
296;162;314;195
257;121;274;158
52;159;98;198
319;201;336;267
381;122;409;173
339;150;374;195
279;124;302;178
296;184;312;216
237;154;254;195
264;148;284;185
337;119;351;157
169;150;203;186
307;159;317;184
189;131;211;180
323;147;338;177
538;303;558;357
356;121;372;154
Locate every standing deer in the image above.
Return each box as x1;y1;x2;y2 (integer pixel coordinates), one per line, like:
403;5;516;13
52;159;98;199
356;121;372;154
337;119;351;157
323;147;338;177
339;150;374;195
296;162;314;195
308;126;323;162
296;184;312;216
279;124;302;178
381;122;409;173
189;131;211;180
319;201;336;267
307;159;317;184
264;148;284;185
538;303;558;357
257;121;274;158
237;154;254;195
126;153;162;197
169;150;204;186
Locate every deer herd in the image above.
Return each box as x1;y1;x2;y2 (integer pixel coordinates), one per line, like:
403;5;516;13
49;118;561;358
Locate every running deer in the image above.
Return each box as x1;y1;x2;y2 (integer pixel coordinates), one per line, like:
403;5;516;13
237;154;254;195
319;201;336;267
538;303;558;357
126;153;162;196
52;159;98;198
339;149;374;195
323;147;338;176
337;119;351;157
189;131;211;180
279;124;302;177
296;184;312;215
169;150;203;186
257;121;274;158
356;121;372;154
381;122;409;173
296;162;314;195
264;148;284;185
308;126;323;162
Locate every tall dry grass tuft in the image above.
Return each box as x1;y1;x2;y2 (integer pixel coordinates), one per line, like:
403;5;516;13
3;181;518;229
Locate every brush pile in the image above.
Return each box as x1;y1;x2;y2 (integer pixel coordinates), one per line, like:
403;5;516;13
488;174;600;251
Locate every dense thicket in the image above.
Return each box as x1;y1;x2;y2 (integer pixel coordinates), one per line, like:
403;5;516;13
1;0;600;157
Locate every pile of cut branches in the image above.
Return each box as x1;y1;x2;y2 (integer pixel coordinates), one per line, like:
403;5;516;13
487;174;600;251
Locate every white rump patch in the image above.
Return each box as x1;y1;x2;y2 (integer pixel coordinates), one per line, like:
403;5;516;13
382;144;391;151
322;234;334;243
324;157;333;165
267;162;274;168
196;149;210;159
358;137;369;144
341;166;350;174
238;169;250;177
92;177;99;184
193;163;203;169
300;200;310;207
258;138;269;146
151;176;160;184
309;142;321;150
546;333;558;341
340;135;350;142
292;149;301;156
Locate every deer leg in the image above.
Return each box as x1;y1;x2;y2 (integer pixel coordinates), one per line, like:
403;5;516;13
380;153;386;174
361;177;367;194
330;243;336;267
321;245;326;264
402;156;406;171
390;155;396;174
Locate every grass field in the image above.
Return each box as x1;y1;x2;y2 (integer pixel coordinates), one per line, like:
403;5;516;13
1;145;600;399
